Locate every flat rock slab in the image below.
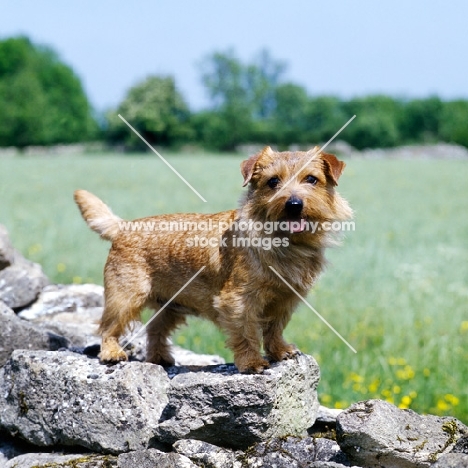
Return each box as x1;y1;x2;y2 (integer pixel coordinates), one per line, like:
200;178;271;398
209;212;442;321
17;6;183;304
4;453;117;468
117;449;197;468
18;283;104;321
0;301;69;366
336;399;468;467
0;350;170;454
157;353;320;449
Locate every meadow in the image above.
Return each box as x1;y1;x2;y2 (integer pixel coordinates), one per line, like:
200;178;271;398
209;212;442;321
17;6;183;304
0;151;467;422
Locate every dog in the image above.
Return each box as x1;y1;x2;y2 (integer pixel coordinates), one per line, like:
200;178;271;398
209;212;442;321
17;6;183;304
74;146;352;373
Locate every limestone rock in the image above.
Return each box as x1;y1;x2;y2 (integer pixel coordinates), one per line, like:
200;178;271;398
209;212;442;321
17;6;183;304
0;225;15;271
432;452;468;467
336;399;468;467
0;301;69;366
453;435;468;453
156;353;320;449
117;449;197;468
18;284;104;321
0;258;49;309
0;350;170;454
246;436;350;467
173;439;242;468
4;453;117;468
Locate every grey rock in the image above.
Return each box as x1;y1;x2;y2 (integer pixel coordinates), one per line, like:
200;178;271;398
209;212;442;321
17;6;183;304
316;405;343;424
0;350;170;454
308;463;354;468
0;225;15;271
156;353;320;449
30;307;103;349
432;452;468;467
247;436;349;467
172;345;225;367
453;435;468;453
0;259;49;309
4;452;117;468
0;301;69;366
173;439;242;468
18;284;104;321
336;399;468;468
117;449;196;468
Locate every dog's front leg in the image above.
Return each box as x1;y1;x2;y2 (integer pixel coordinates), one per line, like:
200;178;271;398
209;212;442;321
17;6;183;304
262;295;301;362
215;290;269;374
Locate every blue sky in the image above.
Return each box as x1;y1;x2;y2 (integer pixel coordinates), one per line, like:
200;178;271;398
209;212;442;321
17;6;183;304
1;0;467;112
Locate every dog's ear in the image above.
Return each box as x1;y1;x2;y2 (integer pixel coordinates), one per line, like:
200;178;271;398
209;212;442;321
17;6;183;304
241;146;273;187
321;152;346;186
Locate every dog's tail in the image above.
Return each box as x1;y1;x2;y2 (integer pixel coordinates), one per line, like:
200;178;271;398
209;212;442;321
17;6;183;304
74;190;122;242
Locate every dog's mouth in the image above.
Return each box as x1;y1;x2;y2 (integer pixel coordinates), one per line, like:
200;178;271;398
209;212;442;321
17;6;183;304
283;218;309;234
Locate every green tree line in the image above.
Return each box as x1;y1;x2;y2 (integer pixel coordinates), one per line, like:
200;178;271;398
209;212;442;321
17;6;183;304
1;37;467;151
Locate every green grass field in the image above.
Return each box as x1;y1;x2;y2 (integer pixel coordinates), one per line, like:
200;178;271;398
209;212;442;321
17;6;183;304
1;151;467;422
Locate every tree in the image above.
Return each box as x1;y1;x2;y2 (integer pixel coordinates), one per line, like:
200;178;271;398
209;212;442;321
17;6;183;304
199;49;286;150
342;96;403;149
106;75;193;148
399;97;442;144
439;100;468;147
0;36;98;147
269;83;310;145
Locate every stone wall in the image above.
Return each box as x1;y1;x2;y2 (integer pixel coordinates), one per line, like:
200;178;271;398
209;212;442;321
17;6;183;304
1;225;468;468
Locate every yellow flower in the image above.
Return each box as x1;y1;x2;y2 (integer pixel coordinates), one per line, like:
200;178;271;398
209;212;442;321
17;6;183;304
437;399;450;412
400;395;412;407
334;401;348;409
321;394;332;404
393;385;401;394
176;335;186;345
368;379;380;394
423;368;430;377
388;357;406;366
460;321;468;333
72;276;82;284
396;365;415;380
57;263;66;273
28;243;42;256
409;391;418;399
444;394;460;406
349;372;364;383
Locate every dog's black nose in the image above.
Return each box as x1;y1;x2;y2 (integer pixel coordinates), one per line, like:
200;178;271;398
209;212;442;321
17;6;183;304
285;197;303;217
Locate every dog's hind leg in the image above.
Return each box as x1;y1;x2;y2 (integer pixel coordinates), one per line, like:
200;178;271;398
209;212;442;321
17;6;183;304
98;269;151;364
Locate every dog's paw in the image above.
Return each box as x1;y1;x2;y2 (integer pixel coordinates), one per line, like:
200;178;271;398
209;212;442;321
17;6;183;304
99;348;128;364
266;343;300;362
236;357;270;374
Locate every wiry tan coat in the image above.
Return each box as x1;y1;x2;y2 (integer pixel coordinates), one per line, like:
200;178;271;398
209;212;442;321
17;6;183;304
74;146;352;373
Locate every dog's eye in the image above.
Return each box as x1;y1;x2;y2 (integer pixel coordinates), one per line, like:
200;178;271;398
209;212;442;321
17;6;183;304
305;175;318;185
267;177;280;189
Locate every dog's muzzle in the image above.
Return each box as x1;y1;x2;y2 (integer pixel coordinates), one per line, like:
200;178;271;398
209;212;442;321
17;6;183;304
285;196;303;218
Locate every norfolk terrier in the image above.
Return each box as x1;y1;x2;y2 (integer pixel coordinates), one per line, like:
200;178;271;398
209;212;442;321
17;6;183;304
74;146;352;373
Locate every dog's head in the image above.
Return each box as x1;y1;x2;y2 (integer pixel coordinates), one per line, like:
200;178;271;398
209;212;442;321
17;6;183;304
240;146;352;233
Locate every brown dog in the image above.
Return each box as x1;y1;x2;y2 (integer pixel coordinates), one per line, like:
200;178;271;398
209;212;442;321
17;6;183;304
74;146;352;373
